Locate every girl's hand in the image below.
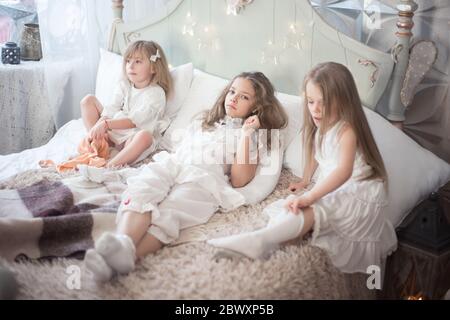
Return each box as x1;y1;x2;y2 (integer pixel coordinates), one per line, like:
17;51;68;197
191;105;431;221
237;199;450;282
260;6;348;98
284;193;316;214
89;120;107;141
288;180;308;192
242;115;260;133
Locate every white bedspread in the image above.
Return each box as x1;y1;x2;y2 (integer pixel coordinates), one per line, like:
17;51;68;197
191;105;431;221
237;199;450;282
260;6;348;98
0;119;86;182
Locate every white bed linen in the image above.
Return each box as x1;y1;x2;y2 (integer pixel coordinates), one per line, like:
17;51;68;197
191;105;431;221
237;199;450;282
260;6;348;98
0;119;86;182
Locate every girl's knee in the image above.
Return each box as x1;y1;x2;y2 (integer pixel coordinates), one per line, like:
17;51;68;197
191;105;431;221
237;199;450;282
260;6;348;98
80;95;101;114
80;94;96;106
135;130;153;147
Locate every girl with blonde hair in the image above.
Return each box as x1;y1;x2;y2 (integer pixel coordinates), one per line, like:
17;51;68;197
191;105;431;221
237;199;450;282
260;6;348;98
209;62;396;273
80;40;173;167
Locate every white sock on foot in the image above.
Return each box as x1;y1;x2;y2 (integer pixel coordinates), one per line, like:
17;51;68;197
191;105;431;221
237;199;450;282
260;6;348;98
84;248;114;282
207;211;304;259
96;232;136;274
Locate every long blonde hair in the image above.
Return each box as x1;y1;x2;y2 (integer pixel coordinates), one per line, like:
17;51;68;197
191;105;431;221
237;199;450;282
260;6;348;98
201;72;288;147
123;40;173;97
302;62;387;182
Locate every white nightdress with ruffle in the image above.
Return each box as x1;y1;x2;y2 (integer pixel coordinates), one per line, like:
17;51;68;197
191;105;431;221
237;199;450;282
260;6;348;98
264;121;397;273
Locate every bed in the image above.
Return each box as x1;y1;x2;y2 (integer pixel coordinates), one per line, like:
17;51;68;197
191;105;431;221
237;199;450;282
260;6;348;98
1;0;449;299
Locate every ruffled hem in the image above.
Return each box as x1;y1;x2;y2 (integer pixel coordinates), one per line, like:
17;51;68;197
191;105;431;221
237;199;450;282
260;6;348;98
264;195;397;273
311;209;398;273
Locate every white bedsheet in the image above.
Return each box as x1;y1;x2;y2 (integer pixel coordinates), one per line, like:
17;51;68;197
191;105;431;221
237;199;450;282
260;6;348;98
0;119;86;182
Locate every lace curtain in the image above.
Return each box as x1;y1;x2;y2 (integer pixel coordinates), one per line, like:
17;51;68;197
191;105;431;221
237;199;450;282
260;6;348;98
36;0;169;129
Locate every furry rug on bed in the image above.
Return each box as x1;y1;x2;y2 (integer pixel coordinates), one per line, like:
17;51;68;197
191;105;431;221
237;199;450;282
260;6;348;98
0;166;376;299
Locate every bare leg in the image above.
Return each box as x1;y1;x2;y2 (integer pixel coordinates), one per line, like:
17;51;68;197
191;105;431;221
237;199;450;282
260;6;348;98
107;130;153;167
85;209;162;281
117;210;153;246
83;210;148;281
80;94;103;131
135;233;163;259
117;211;163;259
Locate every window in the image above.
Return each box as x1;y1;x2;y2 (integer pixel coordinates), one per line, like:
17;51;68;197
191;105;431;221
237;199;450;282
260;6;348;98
0;0;37;44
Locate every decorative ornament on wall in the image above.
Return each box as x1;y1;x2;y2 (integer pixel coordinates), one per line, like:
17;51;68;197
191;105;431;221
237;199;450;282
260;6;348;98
226;0;254;16
182;0;196;37
260;0;281;65
401;40;438;108
197;0;219;51
197;25;219;51
260;40;282;65
283;1;308;51
126;31;141;43
357;58;379;88
182;11;196;37
283;22;305;50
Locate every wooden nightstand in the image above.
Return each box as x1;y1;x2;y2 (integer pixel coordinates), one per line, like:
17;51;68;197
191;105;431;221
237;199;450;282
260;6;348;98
382;188;450;299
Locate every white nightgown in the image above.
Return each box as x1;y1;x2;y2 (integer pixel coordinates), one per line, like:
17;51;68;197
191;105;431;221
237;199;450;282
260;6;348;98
101;80;169;158
117;117;252;244
264;121;397;273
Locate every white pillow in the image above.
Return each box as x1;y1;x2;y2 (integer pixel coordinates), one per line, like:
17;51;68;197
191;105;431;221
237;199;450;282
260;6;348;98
367;109;450;226
283;106;450;226
276;92;303;151
165;62;194;120
236;147;284;204
95;48;193;119
283;130;305;178
95;48;123;106
161;69;229;151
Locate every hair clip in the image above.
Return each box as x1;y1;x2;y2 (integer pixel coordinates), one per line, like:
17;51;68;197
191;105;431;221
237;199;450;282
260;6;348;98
150;49;161;62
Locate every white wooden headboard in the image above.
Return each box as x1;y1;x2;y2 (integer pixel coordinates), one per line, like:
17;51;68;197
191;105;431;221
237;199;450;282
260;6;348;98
108;0;418;124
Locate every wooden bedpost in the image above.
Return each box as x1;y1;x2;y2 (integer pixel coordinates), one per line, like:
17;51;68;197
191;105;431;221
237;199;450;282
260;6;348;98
108;0;124;52
387;0;418;129
111;0;124;20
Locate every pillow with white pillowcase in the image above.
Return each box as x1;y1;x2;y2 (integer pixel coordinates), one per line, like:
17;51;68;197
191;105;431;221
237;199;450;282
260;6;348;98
276;92;303;151
283;105;450;227
160;69;229;151
95;48;193;121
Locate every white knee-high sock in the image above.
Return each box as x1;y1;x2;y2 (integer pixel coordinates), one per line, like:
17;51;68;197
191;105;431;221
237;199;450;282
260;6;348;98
207;210;304;259
84;248;114;283
95;232;136;274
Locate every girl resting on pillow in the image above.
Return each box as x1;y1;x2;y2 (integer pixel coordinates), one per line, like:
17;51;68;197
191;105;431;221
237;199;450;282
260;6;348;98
208;62;396;273
80;40;172;167
83;71;288;282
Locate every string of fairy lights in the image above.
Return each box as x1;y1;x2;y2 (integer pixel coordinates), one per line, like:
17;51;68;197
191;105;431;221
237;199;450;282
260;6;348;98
178;0;312;65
